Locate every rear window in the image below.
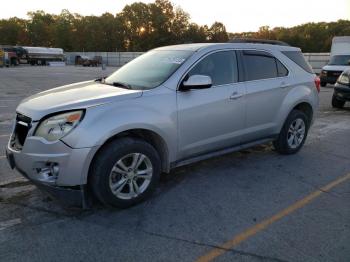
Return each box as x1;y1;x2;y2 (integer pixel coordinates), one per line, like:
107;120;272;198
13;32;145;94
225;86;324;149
242;50;288;81
282;51;314;74
244;54;277;80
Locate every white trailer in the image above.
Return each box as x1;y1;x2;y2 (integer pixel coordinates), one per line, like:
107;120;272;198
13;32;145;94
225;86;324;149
330;36;350;56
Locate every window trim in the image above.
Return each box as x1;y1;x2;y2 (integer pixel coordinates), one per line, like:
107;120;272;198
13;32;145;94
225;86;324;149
177;49;241;91
238;49;290;83
276;58;289;77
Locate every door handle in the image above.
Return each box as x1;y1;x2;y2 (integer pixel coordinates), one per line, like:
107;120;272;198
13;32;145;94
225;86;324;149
230;91;243;100
280;81;289;88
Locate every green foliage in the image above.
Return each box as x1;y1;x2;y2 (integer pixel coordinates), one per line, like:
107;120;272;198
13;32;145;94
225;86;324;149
0;17;29;45
0;0;349;52
208;22;228;42
26;10;55;46
229;20;350;52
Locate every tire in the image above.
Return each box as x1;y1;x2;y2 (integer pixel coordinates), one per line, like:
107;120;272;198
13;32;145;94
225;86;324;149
273;110;309;155
320;81;327;87
89;137;161;208
331;94;345;109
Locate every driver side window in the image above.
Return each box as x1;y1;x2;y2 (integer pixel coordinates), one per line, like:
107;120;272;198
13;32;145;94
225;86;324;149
188;51;238;86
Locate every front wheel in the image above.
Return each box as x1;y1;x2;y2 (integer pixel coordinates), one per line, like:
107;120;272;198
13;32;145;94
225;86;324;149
320;81;327;87
331;94;345;109
273;110;309;155
89;137;161;208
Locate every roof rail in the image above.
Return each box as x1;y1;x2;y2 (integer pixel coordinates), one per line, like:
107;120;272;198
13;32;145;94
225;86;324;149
228;38;290;46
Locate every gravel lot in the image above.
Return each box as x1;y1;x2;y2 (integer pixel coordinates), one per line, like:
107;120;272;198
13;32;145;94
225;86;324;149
0;65;349;262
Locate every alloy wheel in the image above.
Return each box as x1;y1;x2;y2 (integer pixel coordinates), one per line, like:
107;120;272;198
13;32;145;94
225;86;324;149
109;153;153;200
287;118;305;149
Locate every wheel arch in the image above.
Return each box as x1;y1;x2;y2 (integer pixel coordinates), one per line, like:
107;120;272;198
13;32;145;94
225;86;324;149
276;82;318;134
87;128;170;183
275;99;315;136
292;102;313;126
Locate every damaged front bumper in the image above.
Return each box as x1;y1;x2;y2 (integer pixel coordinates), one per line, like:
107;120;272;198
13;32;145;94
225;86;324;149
5;136;96;208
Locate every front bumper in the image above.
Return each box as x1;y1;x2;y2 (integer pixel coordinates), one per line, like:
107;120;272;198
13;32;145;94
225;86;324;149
5;136;96;207
334;84;350;101
320;70;342;84
320;75;338;84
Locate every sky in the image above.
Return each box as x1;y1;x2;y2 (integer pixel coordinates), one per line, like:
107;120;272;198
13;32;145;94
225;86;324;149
0;0;349;32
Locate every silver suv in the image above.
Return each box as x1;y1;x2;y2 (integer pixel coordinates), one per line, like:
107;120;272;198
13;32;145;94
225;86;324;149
6;42;320;208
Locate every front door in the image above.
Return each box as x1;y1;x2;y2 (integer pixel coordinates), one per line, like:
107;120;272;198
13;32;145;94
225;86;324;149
177;50;246;160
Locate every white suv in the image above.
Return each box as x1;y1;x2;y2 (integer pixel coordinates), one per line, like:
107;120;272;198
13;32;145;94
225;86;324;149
6;41;320;208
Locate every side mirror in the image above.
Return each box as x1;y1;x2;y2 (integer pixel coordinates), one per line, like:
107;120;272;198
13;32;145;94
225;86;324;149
180;75;212;91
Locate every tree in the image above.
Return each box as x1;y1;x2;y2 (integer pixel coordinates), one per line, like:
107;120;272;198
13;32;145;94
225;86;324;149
27;11;54;46
182;23;207;43
0;17;29;45
118;2;153;51
229;19;350;52
0;1;349;53
52;10;74;51
171;7;190;44
208;22;228;42
99;13;125;52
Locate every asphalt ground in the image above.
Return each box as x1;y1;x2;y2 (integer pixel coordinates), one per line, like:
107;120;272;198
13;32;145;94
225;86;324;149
0;65;349;262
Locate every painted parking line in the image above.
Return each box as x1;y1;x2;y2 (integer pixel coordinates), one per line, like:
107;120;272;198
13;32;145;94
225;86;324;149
0;134;10;138
0;155;6;159
196;173;350;262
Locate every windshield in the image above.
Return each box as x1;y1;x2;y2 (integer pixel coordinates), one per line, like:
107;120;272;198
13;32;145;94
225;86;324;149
105;50;194;90
328;55;350;66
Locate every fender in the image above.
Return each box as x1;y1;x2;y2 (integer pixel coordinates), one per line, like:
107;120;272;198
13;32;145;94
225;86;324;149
275;83;319;133
61;90;177;185
62;94;177;158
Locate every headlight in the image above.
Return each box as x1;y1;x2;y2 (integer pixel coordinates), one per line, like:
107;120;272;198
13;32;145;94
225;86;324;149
337;73;350;85
35;110;84;141
321;70;327;75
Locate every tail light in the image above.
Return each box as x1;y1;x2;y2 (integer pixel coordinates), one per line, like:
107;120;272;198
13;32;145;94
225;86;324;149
314;76;320;93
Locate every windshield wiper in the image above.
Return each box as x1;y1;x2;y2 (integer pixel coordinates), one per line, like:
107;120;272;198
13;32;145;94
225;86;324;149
96;78;133;89
95;76;108;82
111;81;133;89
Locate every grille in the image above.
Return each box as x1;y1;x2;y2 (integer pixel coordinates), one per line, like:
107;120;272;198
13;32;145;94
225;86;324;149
327;71;342;78
10;114;32;151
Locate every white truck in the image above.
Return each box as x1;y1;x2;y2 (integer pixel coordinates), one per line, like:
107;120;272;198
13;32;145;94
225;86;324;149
320;36;350;86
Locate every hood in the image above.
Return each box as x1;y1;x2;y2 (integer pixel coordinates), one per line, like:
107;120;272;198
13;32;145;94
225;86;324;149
17;80;142;121
322;65;350;72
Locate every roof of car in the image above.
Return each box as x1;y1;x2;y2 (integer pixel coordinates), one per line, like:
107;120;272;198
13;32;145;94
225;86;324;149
154;42;300;52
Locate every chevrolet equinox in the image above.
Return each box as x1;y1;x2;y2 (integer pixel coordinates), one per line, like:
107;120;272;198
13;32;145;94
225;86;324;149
6;41;320;208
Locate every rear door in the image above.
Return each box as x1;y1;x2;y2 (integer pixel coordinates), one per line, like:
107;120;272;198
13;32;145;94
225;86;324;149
239;50;290;143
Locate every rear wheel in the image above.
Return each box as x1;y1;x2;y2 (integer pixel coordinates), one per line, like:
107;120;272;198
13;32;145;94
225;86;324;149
273;110;309;155
331;94;345;108
90;137;161;208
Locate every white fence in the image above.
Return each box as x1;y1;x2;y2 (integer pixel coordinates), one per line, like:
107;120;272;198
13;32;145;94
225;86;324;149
65;52;144;67
303;53;329;74
65;51;330;73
